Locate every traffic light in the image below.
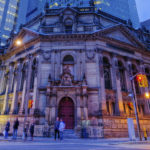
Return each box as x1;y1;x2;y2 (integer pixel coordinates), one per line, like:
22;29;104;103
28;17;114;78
136;74;148;87
136;74;144;87
28;100;33;108
128;102;134;110
143;75;148;87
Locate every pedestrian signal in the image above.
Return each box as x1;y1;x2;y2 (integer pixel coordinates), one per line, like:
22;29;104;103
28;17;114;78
28;100;33;108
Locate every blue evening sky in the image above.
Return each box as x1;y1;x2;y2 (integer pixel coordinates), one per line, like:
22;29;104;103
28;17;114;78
135;0;150;22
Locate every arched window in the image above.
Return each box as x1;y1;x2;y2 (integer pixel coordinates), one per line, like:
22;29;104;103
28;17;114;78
20;64;26;91
132;64;140;94
63;55;74;75
30;59;37;89
103;57;112;89
118;61;126;91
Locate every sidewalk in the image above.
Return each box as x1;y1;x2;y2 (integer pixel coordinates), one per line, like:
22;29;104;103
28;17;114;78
0;136;150;145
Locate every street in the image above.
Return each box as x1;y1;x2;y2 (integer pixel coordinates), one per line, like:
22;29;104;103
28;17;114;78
0;138;150;150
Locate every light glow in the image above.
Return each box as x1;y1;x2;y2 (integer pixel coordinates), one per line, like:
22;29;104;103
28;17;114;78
145;92;150;99
15;39;22;46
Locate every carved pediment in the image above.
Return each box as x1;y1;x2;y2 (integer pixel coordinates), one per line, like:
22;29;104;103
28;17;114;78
105;30;133;45
8;28;39;51
61;7;78;15
95;25;146;49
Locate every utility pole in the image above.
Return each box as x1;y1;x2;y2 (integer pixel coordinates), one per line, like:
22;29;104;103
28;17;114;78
130;73;142;141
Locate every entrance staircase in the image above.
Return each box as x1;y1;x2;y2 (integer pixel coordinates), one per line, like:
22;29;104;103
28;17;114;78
63;129;80;139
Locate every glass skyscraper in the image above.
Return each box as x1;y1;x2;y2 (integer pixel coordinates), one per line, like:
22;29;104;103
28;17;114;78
0;0;28;46
26;0;46;23
48;0;140;29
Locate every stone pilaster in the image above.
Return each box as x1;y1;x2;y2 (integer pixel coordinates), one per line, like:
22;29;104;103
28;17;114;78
76;88;81;126
49;88;57;124
98;52;107;115
111;55;124;115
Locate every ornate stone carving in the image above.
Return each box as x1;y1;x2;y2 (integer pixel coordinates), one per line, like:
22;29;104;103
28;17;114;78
86;50;95;61
61;65;73;86
42;51;51;60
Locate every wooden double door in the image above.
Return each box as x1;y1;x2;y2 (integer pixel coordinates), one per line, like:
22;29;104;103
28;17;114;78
58;97;74;129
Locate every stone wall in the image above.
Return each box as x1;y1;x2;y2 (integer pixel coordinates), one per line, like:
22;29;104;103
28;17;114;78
103;116;150;138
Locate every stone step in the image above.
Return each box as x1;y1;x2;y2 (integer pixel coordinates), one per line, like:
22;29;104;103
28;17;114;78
63;129;80;139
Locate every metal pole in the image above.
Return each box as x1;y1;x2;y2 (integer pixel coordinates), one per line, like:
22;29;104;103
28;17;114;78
131;78;142;141
22;45;30;140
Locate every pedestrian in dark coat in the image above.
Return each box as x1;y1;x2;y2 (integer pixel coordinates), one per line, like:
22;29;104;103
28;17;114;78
54;117;60;140
4;121;10;139
30;123;34;141
13;118;19;139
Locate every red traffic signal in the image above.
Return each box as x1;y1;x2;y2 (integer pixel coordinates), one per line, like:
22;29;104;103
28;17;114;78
136;74;143;82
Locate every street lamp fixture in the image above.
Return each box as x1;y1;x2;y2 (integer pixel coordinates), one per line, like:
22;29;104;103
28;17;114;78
145;92;150;99
15;39;22;46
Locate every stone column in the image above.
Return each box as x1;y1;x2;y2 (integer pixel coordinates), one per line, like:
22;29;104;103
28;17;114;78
2;66;11;114
31;56;40;114
0;66;6;94
2;79;9;114
98;52;107;115
19;77;27;114
19;55;32;114
125;59;132;92
10;64;20;114
24;55;33;115
111;55;124;115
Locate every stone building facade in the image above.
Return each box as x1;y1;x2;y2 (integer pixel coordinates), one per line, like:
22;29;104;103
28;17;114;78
0;6;150;138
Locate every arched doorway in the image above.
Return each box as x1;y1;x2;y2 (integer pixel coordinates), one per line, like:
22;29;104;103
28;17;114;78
58;97;74;129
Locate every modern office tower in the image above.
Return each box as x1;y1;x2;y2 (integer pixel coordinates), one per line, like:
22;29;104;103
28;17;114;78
26;0;47;23
48;0;140;29
0;0;28;46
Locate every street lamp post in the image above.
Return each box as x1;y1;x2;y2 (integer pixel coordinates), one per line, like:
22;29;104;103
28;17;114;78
130;73;142;141
15;39;29;140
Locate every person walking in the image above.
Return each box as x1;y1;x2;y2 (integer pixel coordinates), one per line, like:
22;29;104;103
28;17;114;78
4;121;10;139
54;117;60;140
13;118;19;139
23;123;29;141
30;123;34;141
59;118;65;141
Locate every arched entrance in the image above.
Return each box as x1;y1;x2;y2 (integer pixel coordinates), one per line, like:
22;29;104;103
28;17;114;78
58;97;74;129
